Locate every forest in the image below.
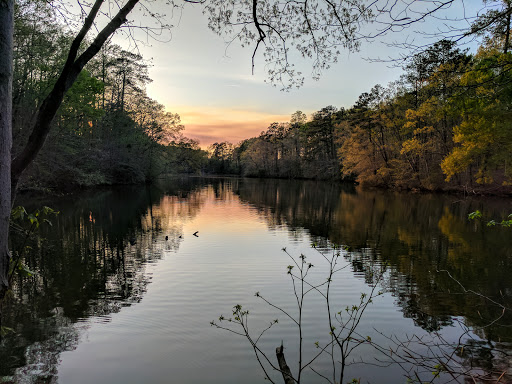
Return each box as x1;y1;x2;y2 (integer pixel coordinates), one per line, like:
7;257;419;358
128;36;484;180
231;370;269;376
1;1;511;382
209;36;512;192
10;0;512;194
11;1;208;193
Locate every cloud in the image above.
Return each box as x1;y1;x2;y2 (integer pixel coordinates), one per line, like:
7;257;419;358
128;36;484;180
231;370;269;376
178;107;291;148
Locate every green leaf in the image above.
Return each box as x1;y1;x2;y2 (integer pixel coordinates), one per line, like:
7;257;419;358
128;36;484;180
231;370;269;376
42;206;56;215
11;206;27;220
1;326;14;337
27;214;38;227
17;263;36;278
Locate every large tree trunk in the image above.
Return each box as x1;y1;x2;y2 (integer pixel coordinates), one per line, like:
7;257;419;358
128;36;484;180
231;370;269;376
0;0;14;296
1;0;142;308
10;0;140;198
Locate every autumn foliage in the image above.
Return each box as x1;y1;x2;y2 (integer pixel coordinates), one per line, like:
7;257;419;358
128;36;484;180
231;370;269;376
221;38;512;192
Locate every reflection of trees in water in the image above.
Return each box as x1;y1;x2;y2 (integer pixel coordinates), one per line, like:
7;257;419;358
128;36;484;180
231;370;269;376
346;247;454;333
2;309;83;384
238;181;510;330
236;178;512;377
1;181;207;381
457;338;512;382
237;178;355;235
2;178;510;381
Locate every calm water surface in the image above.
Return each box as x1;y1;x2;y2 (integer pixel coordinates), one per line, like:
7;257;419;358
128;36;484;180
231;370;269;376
2;177;511;383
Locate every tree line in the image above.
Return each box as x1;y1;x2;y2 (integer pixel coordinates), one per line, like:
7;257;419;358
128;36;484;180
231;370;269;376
8;0;512;193
11;0;208;193
209;34;512;192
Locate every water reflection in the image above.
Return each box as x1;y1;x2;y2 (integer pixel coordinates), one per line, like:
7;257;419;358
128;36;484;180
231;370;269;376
2;180;207;382
235;179;512;381
1;177;510;383
235;180;511;337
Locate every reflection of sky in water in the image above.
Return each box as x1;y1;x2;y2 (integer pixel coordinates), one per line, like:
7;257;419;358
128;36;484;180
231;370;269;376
57;184;320;384
4;178;511;384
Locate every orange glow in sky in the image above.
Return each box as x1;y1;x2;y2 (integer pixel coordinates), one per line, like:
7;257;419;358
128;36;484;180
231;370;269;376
136;4;403;148
178;107;292;148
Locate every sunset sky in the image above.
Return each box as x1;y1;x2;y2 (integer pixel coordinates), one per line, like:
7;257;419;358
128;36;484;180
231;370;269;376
127;3;457;148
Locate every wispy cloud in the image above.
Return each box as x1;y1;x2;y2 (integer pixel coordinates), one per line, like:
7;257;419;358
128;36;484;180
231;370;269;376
179;107;291;148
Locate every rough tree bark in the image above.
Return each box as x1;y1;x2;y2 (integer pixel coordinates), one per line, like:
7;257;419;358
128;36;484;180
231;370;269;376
0;0;14;297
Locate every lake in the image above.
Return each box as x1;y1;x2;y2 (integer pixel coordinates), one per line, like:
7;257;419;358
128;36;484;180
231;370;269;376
1;177;511;383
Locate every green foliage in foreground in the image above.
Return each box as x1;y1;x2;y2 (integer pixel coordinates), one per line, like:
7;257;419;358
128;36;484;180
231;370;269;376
9;206;59;281
213;244;511;383
468;210;512;227
1;205;59;340
212;246;386;384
